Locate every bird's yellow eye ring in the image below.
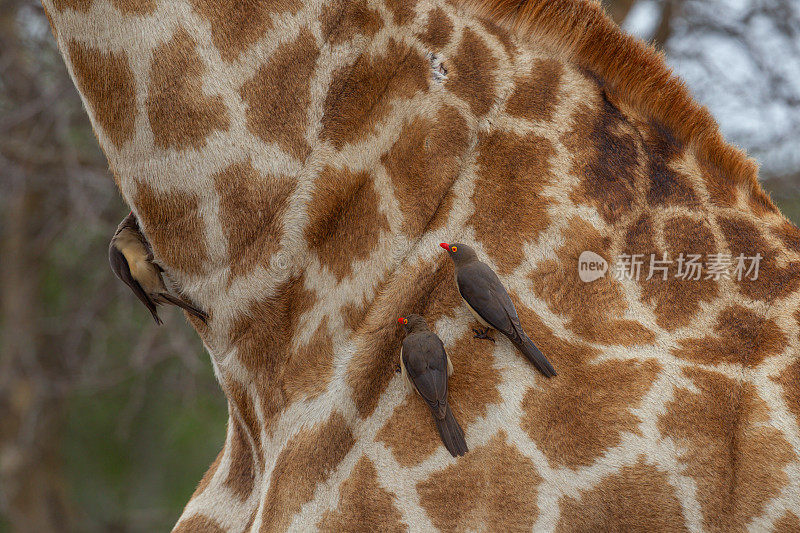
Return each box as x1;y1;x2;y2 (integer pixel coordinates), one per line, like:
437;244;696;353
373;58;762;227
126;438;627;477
451;246;457;253
403;318;408;324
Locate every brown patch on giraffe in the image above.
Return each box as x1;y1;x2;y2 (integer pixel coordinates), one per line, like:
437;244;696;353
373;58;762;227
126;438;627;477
229;276;317;432
518;302;661;467
110;0;156;15
305;167;389;281
417;431;541;532
719;215;800;302
147;28;229;150
505;59;563;122
377;328;502;466
283;317;335;403
479;17;518;58
432;187;456;231
447;28;498;117
774;220;800;254
658;368;796;531
174;514;224;533
318;456;406;531
213;160;294;278
556;458;688;532
775;512;800;532
67;41;135;149
417;7;454;49
224;417;256;500
321;39;428;149
775;358;800;429
347;257;463;418
342;301;369;333
190;0;301;62
133;180;208;276
229;275;315;374
381;106;470;236
563;95;643;224
642;121;701;208
53;0;92;11
261;413;355;533
385;0;418;25
320;0;383;45
530;217;656;345
625;215;719;331
189;446;223;500
469;130;554;274
241;29;319;160
673;304;787;367
230;277;316;376
258;387;287;441
226;379;263;466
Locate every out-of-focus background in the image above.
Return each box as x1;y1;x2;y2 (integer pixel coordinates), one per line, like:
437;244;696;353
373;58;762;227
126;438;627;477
0;0;798;530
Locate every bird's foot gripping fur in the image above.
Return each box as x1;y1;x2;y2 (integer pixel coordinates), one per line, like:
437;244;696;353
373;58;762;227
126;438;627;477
473;327;495;343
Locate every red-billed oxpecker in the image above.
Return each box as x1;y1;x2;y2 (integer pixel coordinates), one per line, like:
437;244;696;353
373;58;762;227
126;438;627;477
440;242;556;378
399;314;468;457
109;212;208;325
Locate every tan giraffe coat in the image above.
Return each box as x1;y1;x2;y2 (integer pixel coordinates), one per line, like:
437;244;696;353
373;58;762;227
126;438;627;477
43;0;800;530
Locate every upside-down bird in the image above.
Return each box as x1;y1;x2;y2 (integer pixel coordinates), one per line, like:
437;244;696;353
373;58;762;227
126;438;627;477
399;314;468;457
109;212;208;325
440;242;556;378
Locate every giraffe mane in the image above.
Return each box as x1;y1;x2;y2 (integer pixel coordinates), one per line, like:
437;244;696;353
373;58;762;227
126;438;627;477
454;0;776;212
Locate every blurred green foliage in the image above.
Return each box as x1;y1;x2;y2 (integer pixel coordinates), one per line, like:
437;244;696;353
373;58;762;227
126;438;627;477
64;360;225;530
772;183;800;224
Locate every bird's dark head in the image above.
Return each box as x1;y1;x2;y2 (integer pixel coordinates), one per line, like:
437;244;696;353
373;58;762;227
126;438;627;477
398;314;428;333
439;242;477;266
116;211;141;235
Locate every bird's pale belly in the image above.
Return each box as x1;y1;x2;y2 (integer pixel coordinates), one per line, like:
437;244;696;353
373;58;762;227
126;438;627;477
462;297;490;328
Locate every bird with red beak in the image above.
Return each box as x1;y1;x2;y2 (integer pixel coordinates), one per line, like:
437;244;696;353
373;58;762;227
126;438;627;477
398;314;468;457
439;242;556;377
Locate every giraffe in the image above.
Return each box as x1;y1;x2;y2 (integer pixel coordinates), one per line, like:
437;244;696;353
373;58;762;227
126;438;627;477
42;0;800;530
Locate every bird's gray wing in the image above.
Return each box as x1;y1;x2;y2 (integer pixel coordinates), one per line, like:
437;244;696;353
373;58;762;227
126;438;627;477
109;242;161;324
402;333;448;417
457;262;521;338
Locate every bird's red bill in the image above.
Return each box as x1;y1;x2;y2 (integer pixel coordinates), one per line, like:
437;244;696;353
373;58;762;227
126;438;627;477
439;242;449;250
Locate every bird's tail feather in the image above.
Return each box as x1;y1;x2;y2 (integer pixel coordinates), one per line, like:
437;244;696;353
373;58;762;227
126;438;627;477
161;293;209;324
434;405;468;457
517;334;557;377
148;308;163;325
